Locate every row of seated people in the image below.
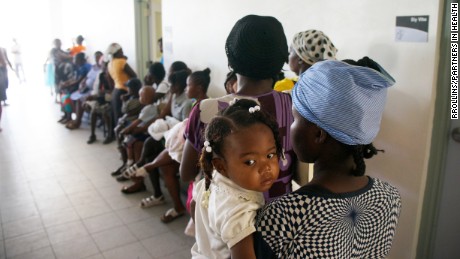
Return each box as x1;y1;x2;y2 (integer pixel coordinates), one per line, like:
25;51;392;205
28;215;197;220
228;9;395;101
51;14;401;259
52;23;341;233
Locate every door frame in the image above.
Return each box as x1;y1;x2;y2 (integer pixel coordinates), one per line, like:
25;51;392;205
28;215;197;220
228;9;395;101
134;0;151;78
416;0;455;257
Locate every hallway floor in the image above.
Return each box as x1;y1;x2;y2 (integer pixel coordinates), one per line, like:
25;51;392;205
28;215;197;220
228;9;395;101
0;82;194;259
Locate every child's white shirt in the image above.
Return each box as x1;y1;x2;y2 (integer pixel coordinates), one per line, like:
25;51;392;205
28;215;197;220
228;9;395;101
191;172;265;259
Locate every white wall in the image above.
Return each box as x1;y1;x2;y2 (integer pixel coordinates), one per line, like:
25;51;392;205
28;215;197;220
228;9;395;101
48;0;137;71
0;0;138;81
163;0;442;258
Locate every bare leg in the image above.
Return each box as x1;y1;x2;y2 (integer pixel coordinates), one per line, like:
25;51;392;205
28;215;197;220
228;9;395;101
73;100;84;127
148;168;163;198
87;110;98;144
161;163;186;214
135;137;164;167
90;111;97;136
133;141;144;162
126;144;134;162
144;149;175;172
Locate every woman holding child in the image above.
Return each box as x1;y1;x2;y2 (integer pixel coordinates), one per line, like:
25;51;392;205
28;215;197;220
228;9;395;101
189;15;401;259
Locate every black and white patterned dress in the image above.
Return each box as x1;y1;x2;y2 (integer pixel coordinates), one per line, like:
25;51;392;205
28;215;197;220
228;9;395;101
254;177;401;259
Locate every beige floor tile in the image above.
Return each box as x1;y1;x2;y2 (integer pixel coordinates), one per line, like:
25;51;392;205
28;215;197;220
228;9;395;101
41;207;80;227
3;216;44;239
68;190;105;207
0;240;5;259
0;195;35;211
104;196;137;211
158;248;192;259
74;201;112;219
35;196;73;214
91;226;137;252
0;203;39;224
4;230;50;258
82;253;105;259
83;213;124;234
52;236;99;259
103;242;152;259
127;218;170;240
2;86;195;258
141;232;189;258
9;246;55;259
46;221;89;245
115;206;152;225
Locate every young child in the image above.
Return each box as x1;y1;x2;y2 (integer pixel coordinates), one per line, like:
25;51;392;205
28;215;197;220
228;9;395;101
110;78;143;175
119;85;158;192
192;99;282;259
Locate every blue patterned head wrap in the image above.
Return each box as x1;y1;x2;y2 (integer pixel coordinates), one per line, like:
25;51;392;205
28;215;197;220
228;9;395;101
292;59;395;145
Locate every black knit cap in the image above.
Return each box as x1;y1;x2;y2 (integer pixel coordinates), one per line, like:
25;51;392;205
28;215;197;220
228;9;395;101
225;15;288;80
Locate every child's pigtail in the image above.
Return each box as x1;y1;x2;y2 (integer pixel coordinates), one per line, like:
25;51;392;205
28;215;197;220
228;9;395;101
199;140;214;191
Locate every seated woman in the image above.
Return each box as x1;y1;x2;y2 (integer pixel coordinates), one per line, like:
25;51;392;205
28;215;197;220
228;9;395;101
55;54;77;124
67;51;104;130
274;29;337;92
124;69;210;212
118;69;193;190
122;68;211;223
254;58;401;258
112;61;190;177
86;60;115;144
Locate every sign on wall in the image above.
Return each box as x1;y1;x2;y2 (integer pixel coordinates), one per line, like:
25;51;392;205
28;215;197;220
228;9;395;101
396;16;429;42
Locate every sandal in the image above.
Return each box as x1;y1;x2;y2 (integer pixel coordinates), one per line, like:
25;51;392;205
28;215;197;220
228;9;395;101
160;208;184;223
120;178;146;194
116;175;130;182
140;195;165;208
121;164;139;178
65;120;80;130
111;164;126;176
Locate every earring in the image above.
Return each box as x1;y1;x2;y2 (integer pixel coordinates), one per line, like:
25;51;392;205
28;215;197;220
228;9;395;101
298;60;303;64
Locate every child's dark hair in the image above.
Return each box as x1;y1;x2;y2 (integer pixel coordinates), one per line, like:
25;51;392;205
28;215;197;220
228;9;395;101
170;61;189;73
224;71;236;92
340;56;385;176
343;144;384;176
168;70;191;92
199;99;282;190
189;68;211;93
149;62;166;82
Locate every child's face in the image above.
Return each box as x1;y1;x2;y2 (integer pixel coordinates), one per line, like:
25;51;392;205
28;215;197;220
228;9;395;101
139;86;155;105
214;123;279;192
186;76;200;99
225;78;237;94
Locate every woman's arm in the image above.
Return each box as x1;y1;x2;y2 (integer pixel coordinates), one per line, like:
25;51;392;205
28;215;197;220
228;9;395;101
159;94;173;119
123;63;137;78
180;140;200;182
121;119;141;134
190;199;196;221
231;235;256;259
3;50;13;70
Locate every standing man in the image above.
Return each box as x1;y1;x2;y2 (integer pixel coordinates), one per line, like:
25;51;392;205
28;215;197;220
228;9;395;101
11;38;25;83
70;35;86;56
0;46;14;106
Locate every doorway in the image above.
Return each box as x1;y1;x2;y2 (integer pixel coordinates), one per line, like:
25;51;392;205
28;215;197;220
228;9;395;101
417;1;460;258
134;0;162;78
